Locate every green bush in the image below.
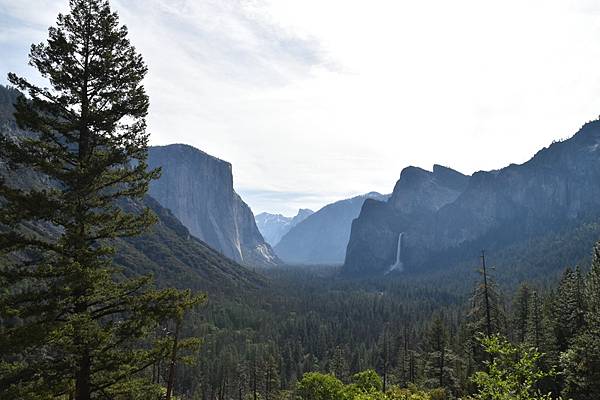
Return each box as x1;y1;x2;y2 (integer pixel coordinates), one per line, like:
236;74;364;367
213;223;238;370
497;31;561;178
468;335;554;400
296;372;345;400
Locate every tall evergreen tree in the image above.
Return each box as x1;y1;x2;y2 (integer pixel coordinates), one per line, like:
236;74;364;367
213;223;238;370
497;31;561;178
551;267;585;352
376;328;392;392
393;326;412;387
422;315;460;396
467;251;505;369
584;244;600;328
468;251;505;338
511;283;531;344
0;1;202;399
526;291;545;350
329;346;350;383
562;243;600;399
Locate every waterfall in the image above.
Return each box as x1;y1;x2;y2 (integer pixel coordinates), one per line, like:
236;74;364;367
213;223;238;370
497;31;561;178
386;232;404;274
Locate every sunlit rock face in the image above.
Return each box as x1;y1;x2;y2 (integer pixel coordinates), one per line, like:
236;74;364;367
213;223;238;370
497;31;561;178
343;121;600;276
148;144;279;268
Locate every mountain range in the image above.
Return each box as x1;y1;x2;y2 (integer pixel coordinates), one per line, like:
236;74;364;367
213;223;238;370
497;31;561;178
6;82;600;283
344;121;600;277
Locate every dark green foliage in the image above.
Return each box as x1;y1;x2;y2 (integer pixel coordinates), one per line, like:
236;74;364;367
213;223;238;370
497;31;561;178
560;328;600;400
511;283;531;344
0;1;203;398
329;346;350;383
561;243;600;399
584;243;600;328
551;267;585;352
468;255;505;338
173;241;600;399
421;315;460;396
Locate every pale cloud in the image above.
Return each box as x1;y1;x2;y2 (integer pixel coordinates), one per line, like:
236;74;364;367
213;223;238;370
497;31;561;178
2;0;600;215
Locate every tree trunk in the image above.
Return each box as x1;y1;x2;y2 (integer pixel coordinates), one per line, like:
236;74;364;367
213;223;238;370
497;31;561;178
439;344;445;388
75;351;91;400
482;250;492;337
165;320;181;400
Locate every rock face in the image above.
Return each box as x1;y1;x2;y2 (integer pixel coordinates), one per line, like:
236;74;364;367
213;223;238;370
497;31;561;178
255;209;314;246
0;85;263;293
275;192;389;265
343;121;600;276
148;144;279;267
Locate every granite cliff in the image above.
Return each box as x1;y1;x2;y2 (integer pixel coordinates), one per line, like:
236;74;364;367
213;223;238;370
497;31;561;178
344;121;600;276
148;144;279;267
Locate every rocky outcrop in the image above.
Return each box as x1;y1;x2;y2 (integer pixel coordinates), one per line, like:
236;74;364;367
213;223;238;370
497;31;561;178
255;209;314;246
275;192;389;265
343;121;600;276
344;167;468;275
148;144;279;267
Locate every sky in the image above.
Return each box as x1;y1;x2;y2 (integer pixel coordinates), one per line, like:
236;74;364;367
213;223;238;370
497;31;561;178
2;0;600;216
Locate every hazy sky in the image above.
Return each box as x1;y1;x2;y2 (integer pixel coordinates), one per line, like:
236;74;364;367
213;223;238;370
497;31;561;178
2;0;600;216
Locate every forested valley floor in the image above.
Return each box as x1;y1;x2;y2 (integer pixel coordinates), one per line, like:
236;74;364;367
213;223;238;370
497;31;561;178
181;245;600;399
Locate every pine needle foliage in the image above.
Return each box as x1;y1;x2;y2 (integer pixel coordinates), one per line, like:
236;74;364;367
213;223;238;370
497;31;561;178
0;1;204;399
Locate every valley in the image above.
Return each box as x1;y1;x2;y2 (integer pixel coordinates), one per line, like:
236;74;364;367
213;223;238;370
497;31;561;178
2;1;600;399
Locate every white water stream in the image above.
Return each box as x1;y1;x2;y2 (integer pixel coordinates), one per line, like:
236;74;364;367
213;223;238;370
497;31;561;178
385;232;404;274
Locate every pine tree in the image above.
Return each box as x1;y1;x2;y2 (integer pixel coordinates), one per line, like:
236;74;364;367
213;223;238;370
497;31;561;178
422;315;460;396
584;243;600;329
393;326;412;387
551;267;585;352
561;242;600;399
511;283;531;344
468;251;505;337
329;346;349;383
376;328;392;392
526;291;544;350
467;251;505;368
263;352;280;400
0;1;203;399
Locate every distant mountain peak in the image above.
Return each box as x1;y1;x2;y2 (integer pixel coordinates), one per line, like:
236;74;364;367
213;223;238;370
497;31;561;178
255;208;314;247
